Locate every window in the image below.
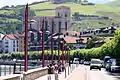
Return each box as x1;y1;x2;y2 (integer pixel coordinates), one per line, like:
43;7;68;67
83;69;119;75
5;42;8;44
13;44;15;47
5;46;8;47
13;40;15;43
17;40;19;43
65;13;67;17
59;21;61;33
13;48;15;51
65;22;67;30
5;49;8;53
17;48;19;51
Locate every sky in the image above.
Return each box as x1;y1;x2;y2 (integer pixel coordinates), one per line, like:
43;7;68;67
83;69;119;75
0;0;45;8
0;0;115;8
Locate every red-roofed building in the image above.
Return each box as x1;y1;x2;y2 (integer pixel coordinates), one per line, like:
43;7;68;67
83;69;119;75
2;34;20;53
63;36;87;49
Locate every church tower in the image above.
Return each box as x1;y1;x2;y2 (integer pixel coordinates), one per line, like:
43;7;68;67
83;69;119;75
55;6;71;33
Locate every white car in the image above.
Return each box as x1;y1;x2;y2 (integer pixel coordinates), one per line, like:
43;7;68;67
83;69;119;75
111;66;120;72
73;58;79;64
90;59;102;70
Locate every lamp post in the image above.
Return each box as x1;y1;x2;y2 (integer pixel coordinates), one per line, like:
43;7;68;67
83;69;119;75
42;19;45;68
51;35;54;65
24;4;28;72
64;44;67;63
58;35;60;63
60;41;64;65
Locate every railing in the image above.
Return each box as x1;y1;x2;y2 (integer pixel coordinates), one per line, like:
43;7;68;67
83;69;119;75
0;63;70;80
0;64;22;76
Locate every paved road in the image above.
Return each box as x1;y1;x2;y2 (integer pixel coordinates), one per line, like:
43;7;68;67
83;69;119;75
84;65;120;80
35;64;120;80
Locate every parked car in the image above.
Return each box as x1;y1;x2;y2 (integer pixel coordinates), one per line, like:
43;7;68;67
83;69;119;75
105;58;116;72
84;61;90;65
80;60;84;64
90;59;102;70
73;58;79;64
110;59;120;72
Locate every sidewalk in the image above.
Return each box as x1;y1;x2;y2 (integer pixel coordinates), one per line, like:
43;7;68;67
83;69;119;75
66;65;86;80
35;64;86;80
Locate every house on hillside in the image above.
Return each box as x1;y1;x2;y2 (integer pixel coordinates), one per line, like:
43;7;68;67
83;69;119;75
50;0;67;4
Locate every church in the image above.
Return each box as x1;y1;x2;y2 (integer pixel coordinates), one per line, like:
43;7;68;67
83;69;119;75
30;6;71;34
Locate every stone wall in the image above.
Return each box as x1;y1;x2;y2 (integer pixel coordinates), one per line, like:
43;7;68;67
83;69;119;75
22;67;48;80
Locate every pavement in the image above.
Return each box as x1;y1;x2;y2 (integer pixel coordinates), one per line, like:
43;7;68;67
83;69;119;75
35;64;120;80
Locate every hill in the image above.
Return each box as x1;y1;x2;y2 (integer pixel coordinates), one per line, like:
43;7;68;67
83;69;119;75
30;2;120;31
0;1;120;33
107;0;120;7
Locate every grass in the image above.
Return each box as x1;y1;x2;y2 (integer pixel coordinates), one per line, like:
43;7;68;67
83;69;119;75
30;2;120;16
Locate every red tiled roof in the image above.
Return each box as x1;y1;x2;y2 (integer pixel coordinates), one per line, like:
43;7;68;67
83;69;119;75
2;34;24;40
63;36;88;44
6;34;16;40
63;36;79;44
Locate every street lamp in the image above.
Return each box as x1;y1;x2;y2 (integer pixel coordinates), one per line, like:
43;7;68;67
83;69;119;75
41;19;45;68
60;41;64;65
24;4;28;72
64;44;67;63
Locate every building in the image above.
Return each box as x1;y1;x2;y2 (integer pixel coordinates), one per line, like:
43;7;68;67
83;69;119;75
30;6;71;34
18;34;24;52
63;36;87;49
27;6;71;51
2;34;19;53
50;0;66;4
0;37;3;53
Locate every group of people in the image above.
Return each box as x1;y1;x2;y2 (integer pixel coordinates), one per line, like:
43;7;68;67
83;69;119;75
47;61;65;74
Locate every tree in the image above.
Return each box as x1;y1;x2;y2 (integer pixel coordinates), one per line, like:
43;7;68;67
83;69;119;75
86;36;99;49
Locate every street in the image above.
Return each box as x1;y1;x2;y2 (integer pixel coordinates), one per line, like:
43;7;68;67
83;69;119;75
80;65;120;80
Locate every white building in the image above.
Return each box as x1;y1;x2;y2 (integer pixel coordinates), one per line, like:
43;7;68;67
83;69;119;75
2;34;19;53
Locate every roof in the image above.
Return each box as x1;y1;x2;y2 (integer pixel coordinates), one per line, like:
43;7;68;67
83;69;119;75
6;34;16;40
64;36;79;44
2;34;23;40
63;36;88;44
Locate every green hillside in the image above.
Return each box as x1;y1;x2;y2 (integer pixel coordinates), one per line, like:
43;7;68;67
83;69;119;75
30;2;120;16
29;2;120;31
0;1;120;34
107;0;120;7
